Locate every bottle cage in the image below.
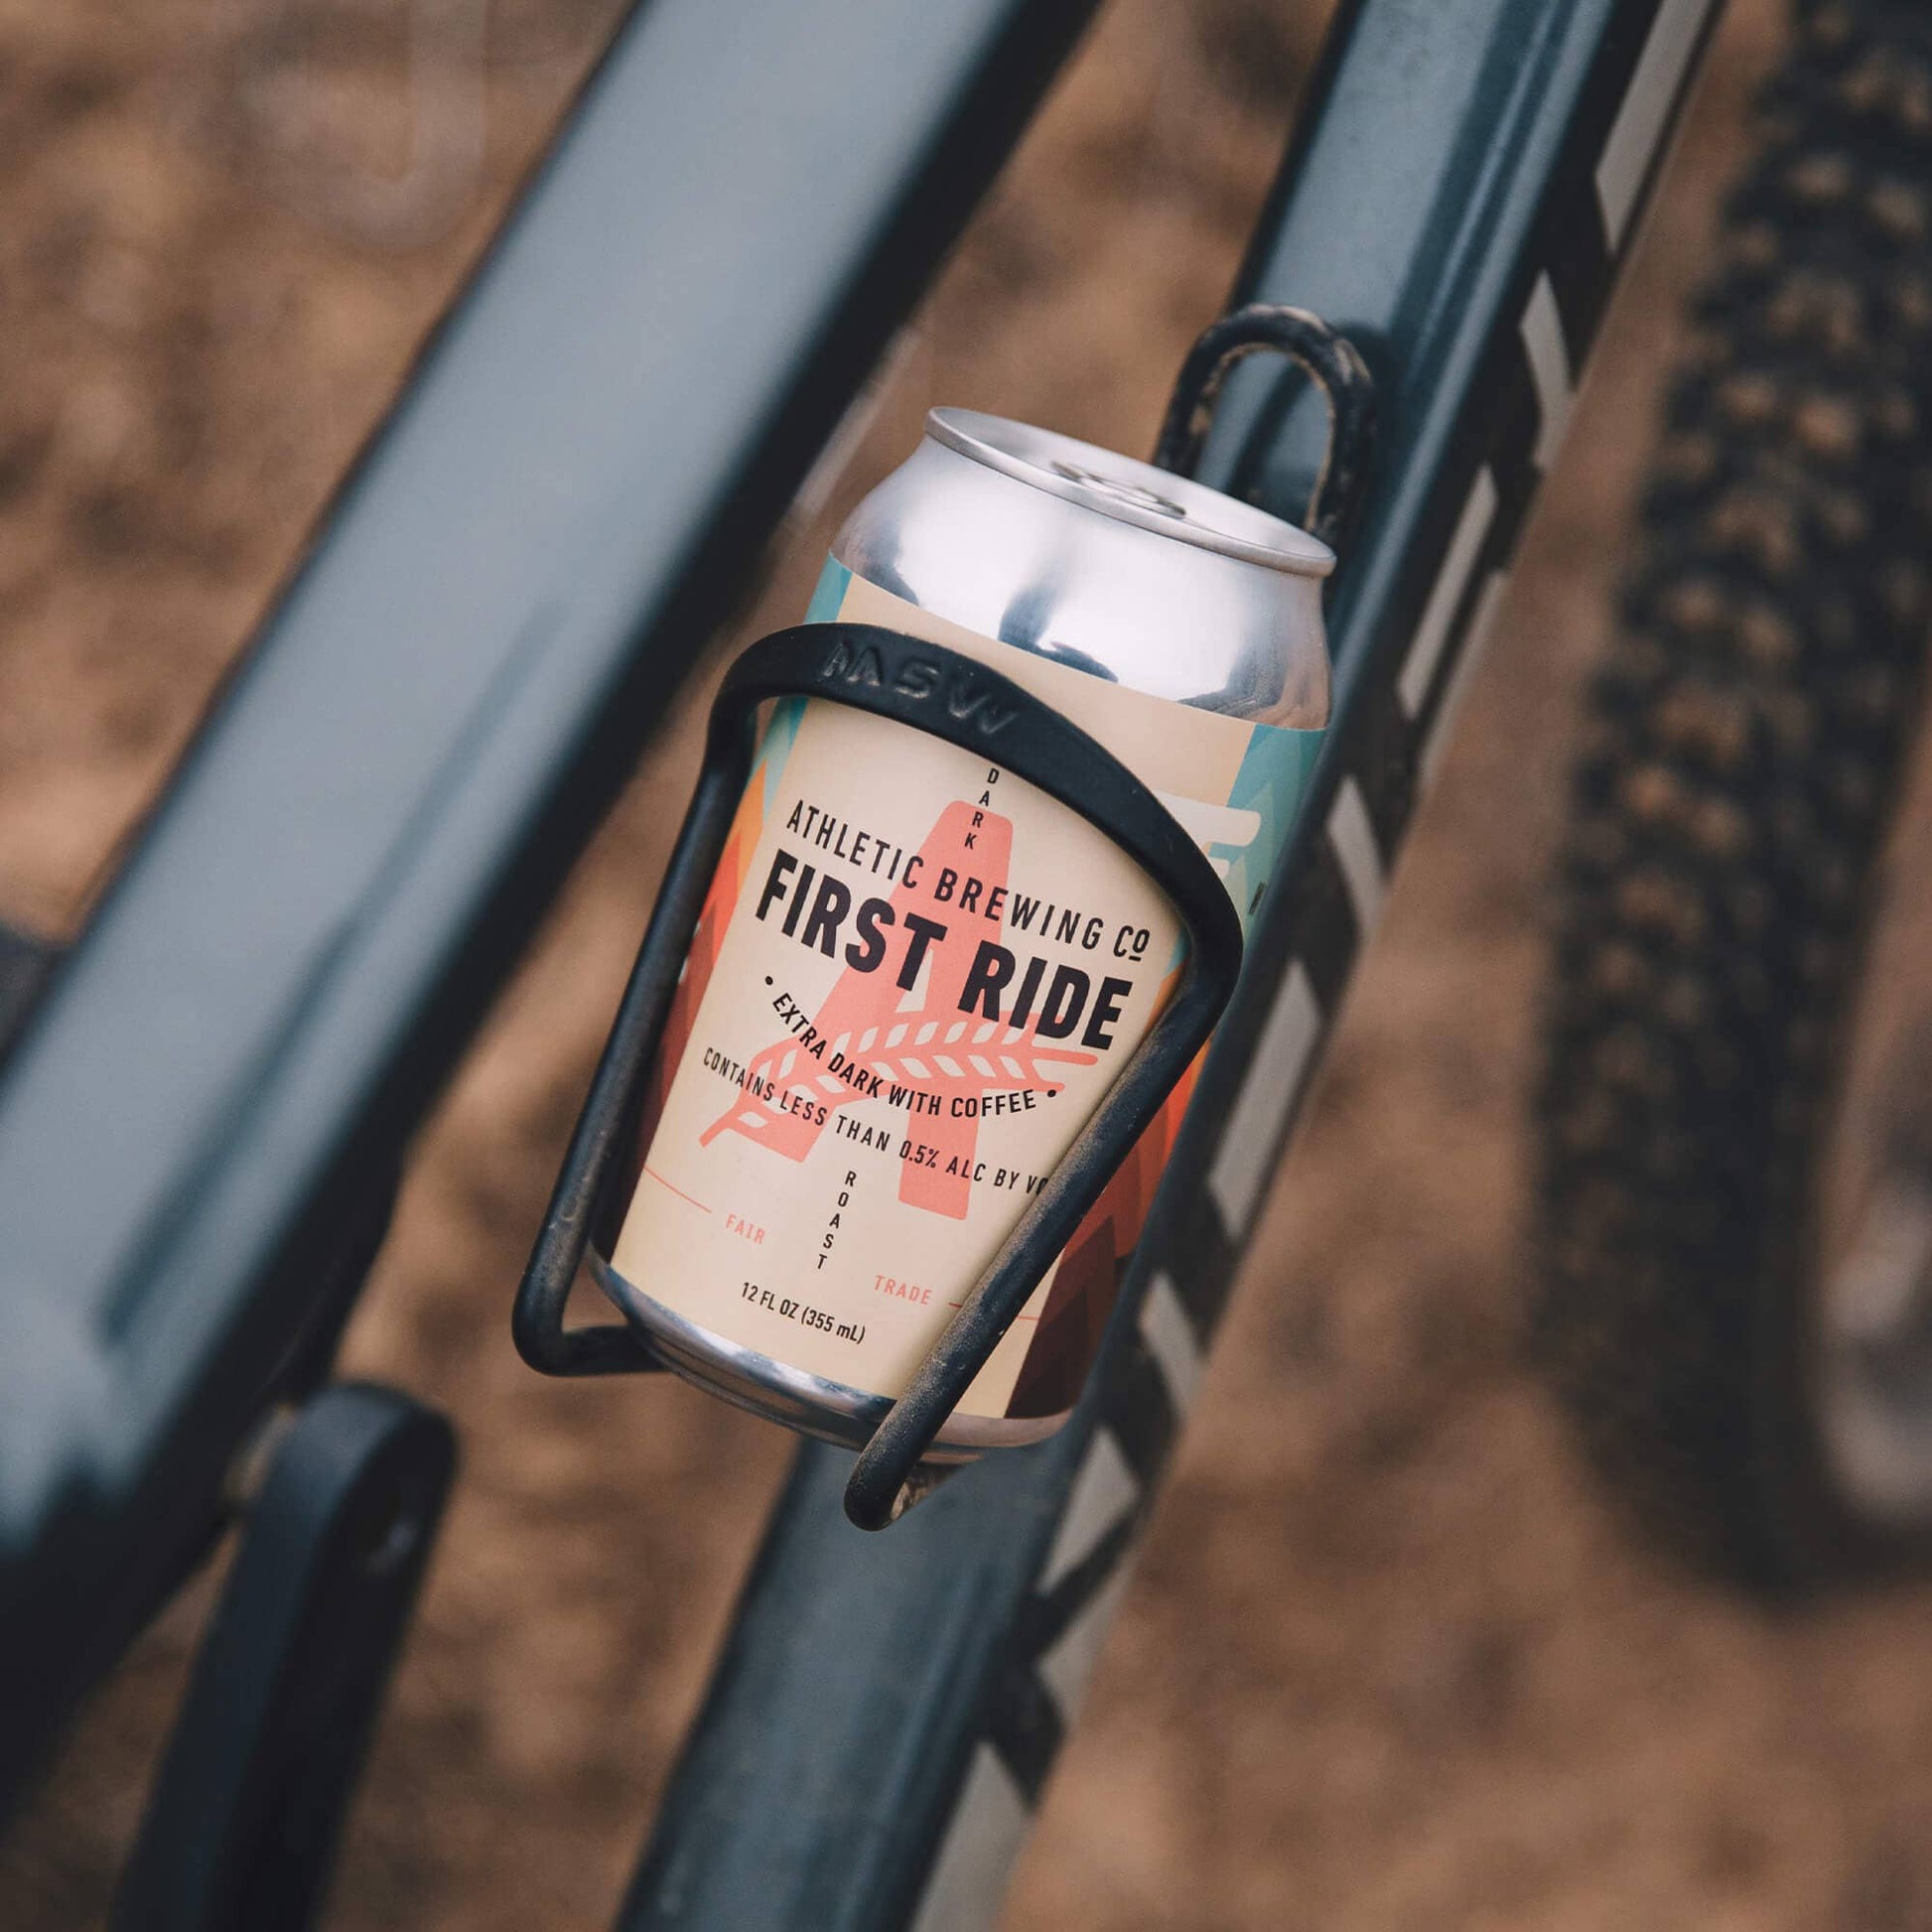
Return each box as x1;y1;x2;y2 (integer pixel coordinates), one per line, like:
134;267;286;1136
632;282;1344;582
1155;302;1376;558
512;306;1373;1530
513;621;1242;1527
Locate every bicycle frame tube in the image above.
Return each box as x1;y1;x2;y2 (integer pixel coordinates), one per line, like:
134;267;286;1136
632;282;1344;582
617;0;1722;1927
0;0;1103;1823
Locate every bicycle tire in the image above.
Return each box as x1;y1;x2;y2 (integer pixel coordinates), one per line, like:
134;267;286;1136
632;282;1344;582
1536;0;1932;1587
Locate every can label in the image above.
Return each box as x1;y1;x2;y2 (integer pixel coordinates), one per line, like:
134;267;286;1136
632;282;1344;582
609;562;1321;1420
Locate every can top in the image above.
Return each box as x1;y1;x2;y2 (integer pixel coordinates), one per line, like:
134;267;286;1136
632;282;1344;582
926;408;1335;580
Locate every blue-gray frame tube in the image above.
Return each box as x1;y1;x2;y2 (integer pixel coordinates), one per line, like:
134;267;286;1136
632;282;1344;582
616;0;1723;1926
0;0;1105;1824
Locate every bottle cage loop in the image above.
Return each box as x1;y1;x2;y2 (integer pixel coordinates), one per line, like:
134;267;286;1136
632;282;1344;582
1154;303;1376;556
513;623;1244;1528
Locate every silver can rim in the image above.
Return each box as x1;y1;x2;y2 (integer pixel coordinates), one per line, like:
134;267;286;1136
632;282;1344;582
926;406;1336;580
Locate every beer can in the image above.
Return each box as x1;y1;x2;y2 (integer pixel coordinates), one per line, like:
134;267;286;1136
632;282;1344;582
590;409;1332;1455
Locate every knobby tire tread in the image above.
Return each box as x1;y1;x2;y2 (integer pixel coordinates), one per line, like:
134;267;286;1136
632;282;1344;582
1536;0;1932;1587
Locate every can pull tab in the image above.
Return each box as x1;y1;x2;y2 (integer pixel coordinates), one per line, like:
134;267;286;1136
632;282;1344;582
1154;304;1376;558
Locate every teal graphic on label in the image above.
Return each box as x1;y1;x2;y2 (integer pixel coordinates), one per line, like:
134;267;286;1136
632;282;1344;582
1216;719;1325;933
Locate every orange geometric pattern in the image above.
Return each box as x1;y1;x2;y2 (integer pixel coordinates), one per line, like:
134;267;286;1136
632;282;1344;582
700;798;1098;1219
630;735;776;1170
1007;998;1199;1418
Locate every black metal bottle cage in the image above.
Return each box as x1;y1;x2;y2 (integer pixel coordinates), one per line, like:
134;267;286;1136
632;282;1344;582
514;623;1243;1528
1155;303;1376;556
513;306;1371;1531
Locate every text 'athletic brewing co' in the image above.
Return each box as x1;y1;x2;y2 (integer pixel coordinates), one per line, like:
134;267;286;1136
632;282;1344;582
591;409;1332;1454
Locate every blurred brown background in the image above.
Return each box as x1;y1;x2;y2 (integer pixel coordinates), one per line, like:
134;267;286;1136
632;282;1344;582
6;1;1932;1926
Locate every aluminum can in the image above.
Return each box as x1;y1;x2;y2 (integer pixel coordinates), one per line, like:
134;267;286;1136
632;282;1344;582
592;409;1332;1454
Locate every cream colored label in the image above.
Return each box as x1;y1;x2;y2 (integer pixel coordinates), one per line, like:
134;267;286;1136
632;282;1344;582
610;566;1320;1420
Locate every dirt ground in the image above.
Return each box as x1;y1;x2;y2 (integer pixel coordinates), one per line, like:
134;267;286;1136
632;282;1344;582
9;1;1932;1927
